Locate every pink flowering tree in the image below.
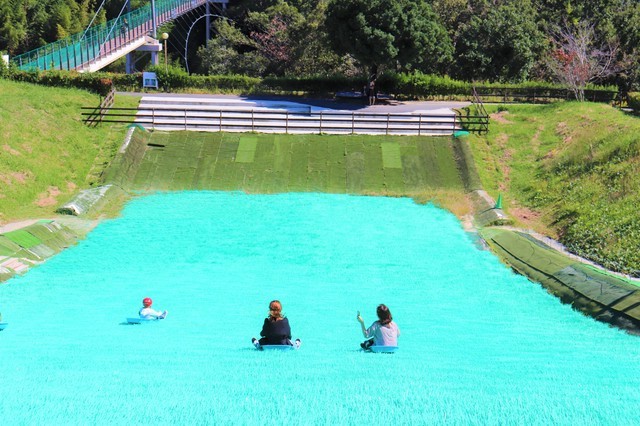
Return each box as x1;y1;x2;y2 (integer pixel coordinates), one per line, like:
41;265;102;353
250;15;291;73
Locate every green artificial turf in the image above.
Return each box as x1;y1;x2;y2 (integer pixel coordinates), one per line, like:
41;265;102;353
128;132;465;196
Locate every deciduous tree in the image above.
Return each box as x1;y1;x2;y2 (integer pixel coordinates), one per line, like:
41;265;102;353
546;21;618;101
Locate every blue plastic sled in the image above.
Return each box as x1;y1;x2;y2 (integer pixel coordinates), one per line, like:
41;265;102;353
260;345;295;351
0;323;8;331
126;317;159;324
369;346;398;353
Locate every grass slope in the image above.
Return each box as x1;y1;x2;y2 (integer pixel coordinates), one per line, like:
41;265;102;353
125;131;471;216
0;80;138;223
471;102;640;276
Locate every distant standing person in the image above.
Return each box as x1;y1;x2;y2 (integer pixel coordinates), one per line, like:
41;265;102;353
356;304;399;349
368;80;376;105
252;300;301;349
121;18;128;37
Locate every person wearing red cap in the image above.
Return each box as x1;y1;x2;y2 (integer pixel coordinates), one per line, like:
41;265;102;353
139;297;167;319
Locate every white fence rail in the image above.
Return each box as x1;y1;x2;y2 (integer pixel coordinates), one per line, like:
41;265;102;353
134;107;460;136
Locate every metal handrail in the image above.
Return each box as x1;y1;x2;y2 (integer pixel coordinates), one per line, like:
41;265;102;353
473;87;617;103
83;86;117;127
82;106;489;135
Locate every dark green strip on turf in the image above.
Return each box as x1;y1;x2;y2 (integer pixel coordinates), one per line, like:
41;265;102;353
438;139;465;189
345;138;365;193
307;136;328;192
191;134;220;189
272;135;291;191
417;138;443;188
132;162;154;189
212;134;240;189
363;139;384;191
400;145;427;190
326;137;346;193
172;135;203;189
0;237;22;256
288;139;309;191
172;167;197;190
253;134;275;193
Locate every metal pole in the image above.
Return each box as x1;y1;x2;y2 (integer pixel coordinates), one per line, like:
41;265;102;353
151;0;157;36
66;40;71;69
150;0;158;65
79;40;84;68
205;0;210;45
125;0;133;74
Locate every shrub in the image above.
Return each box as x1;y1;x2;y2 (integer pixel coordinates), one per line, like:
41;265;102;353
628;92;640;113
1;64;619;102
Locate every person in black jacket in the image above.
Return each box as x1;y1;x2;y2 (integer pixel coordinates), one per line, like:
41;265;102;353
252;300;300;349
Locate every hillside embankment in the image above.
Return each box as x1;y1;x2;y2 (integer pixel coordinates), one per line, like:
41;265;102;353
471;102;640;277
1;79;638;332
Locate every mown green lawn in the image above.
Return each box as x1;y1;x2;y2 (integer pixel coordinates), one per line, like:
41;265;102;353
0;79;139;223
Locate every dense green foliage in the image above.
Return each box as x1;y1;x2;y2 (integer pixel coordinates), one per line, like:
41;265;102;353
470;103;640;276
0;61;616;100
3;0;640;90
628;92;640;112
453;0;544;81
324;0;452;77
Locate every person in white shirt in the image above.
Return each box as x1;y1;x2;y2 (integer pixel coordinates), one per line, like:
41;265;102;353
356;304;399;349
139;297;167;319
